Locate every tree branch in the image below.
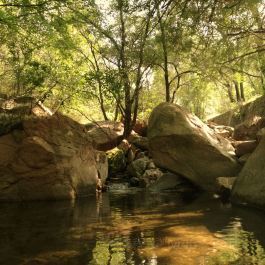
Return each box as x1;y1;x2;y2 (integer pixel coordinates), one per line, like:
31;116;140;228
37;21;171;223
221;46;265;64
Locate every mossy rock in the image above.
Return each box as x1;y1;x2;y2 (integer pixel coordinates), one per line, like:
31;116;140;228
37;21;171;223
107;147;126;177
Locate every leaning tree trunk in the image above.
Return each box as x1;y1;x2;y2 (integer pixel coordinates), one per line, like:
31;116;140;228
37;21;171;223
226;83;235;102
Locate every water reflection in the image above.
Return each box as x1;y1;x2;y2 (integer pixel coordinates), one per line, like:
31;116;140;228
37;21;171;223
1;192;265;265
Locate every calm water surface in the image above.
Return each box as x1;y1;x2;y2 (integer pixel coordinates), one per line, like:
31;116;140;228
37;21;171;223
1;191;265;265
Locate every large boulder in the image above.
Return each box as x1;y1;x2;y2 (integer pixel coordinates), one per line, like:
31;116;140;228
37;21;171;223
0;114;108;201
231;135;265;208
148;103;241;191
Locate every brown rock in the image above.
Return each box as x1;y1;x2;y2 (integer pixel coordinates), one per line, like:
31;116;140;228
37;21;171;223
0;114;108;201
87;121;124;151
234;140;258;157
232;136;265;208
208;96;265;127
117;139;131;154
233;117;265;141
148;103;241;191
133;120;148;136
141;168;164;187
129;135;149;151
208;123;234;138
148;172;194;192
238;153;251;164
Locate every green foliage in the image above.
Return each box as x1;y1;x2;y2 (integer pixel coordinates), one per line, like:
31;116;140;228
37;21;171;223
0;0;264;123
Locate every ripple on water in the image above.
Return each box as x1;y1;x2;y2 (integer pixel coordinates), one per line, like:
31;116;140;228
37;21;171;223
1;192;265;265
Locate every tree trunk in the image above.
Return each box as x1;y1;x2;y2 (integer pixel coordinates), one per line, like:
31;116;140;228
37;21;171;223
114;101;119;121
240;82;245;102
262;76;265;94
89;42;109;121
118;1;132;139
156;1;170;102
233;81;241;102
226;83;235;102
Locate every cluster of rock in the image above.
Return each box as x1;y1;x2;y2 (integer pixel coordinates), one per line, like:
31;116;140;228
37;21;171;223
105;122;196;193
1;93;265;208
105;103;245;194
209;96;265;208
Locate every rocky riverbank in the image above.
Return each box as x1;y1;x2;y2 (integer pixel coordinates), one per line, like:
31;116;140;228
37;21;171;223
1;95;265;209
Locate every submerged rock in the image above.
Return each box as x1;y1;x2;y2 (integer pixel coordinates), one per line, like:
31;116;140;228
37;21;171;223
0;114;108;201
148;103;241;191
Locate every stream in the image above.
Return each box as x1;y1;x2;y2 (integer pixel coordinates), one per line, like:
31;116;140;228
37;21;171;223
1;190;265;265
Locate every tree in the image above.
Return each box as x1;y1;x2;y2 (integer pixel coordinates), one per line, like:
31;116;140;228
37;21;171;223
67;0;156;137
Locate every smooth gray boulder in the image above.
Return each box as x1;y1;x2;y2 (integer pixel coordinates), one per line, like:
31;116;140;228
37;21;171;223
148;103;241;191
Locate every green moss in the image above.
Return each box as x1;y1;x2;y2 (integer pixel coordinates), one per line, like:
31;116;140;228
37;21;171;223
106;147;126;177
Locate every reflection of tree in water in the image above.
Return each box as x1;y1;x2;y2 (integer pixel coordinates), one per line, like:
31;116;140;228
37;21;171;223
128;226;145;264
208;217;265;265
88;225;159;265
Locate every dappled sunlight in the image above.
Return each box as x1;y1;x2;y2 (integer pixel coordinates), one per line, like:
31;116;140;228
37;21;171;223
140;225;235;265
1;192;265;264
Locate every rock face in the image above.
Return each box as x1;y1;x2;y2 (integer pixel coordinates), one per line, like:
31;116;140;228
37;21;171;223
148;103;241;191
234;140;258;157
86;121;124;151
233;117;265;141
0;114;108;201
129;134;149;151
209;95;265;127
231;136;265;208
208;123;234;139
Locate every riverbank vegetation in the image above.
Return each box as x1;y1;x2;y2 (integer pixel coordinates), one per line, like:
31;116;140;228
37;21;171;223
0;0;264;136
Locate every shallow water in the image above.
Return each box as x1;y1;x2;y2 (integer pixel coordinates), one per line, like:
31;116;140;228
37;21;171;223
1;191;265;265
